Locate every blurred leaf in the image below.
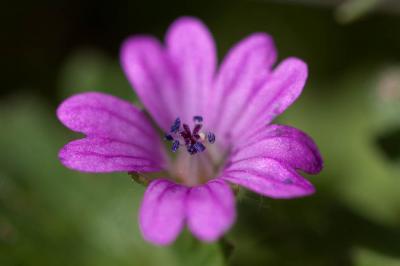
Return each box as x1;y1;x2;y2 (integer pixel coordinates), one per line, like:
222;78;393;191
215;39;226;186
229;190;400;266
228;194;353;266
373;66;400;163
58;49;138;103
336;0;380;24
373;66;400;129
353;247;400;266
171;231;224;266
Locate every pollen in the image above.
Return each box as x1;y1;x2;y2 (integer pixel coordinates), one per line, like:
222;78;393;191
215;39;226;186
164;116;216;155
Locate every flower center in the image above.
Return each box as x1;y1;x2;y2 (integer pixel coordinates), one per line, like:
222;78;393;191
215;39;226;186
162;116;221;186
164;116;216;155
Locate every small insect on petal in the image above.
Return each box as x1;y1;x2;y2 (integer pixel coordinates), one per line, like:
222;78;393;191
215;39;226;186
170;118;181;133
172;140;180;152
207;132;216;144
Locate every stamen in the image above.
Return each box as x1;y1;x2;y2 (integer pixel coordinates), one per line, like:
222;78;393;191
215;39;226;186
170;118;181;133
187;142;205;155
193;142;205;153
164;134;174;141
172;140;180;152
187;145;196;155
164;117;215;155
207;132;216;144
193;116;203;123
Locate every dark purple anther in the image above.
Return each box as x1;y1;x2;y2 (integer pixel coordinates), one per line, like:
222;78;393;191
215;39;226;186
172;140;180;152
187;142;205;155
207;132;216;144
193;116;203;123
164;134;174;141
193;142;205;153
187;145;196;155
170;118;181;133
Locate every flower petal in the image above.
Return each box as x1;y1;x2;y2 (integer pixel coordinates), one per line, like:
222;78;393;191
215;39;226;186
210;33;277;139
57;92;167;172
57;92;160;143
187;179;235;241
231;125;323;174
221;157;315;199
166;16;216;123
231;57;308;143
120;36;179;130
59;137;165;173
139;179;188;245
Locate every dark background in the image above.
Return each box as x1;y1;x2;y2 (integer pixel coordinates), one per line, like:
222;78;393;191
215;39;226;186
1;1;400;265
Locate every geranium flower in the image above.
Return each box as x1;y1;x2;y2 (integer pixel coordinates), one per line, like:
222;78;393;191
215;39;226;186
57;17;323;245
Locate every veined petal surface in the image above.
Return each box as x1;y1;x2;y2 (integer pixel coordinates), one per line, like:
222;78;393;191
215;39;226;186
57;92;166;172
139;179;188;245
187;179;235;241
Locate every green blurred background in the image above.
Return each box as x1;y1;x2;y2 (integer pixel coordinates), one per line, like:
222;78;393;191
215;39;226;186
2;0;400;265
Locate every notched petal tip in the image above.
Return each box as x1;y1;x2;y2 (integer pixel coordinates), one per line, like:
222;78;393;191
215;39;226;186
120;35;162;64
139;179;187;245
278;57;308;82
56;91;96;128
187;180;236;242
233;124;323;175
166;16;215;55
220;156;318;199
166;16;209;36
241;32;278;66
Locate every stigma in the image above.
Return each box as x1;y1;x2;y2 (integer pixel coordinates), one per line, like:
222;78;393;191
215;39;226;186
164;116;215;155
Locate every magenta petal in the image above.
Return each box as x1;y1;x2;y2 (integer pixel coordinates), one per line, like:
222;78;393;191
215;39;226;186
221;157;315;199
210;33;277;136
57;92;161;144
231;57;308;142
59;137;164;173
232;125;323;174
120;36;179;130
166;17;216;123
139;179;188;245
57;92;166;172
187;180;235;242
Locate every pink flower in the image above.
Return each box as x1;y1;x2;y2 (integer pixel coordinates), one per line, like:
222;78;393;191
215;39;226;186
57;17;323;245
